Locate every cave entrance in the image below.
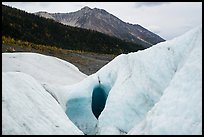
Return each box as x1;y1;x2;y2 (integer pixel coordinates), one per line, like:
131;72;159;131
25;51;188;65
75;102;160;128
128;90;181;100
91;85;107;119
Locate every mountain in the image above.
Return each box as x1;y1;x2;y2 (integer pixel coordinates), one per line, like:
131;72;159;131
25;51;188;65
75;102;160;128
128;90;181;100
2;26;202;135
35;6;165;48
2;4;145;55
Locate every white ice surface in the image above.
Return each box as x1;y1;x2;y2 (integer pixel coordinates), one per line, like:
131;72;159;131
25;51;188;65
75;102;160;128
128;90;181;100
2;53;87;135
2;72;83;135
128;26;202;135
98;26;202;135
47;26;202;135
2;26;202;135
2;52;86;85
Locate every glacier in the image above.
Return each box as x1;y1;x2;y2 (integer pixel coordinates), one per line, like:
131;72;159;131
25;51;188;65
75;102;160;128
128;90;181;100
2;53;87;86
2;53;86;135
2;26;202;135
46;26;201;135
2;72;83;135
128;26;202;135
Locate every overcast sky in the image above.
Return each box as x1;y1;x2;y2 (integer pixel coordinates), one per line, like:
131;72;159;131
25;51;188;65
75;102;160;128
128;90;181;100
3;2;202;40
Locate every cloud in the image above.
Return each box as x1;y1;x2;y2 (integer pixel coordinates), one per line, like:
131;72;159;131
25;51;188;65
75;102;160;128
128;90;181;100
39;2;51;8
147;25;161;34
135;2;170;8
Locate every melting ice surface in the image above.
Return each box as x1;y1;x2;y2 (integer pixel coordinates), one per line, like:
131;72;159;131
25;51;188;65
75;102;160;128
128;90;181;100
2;72;83;135
2;26;202;135
62;26;202;135
2;53;86;135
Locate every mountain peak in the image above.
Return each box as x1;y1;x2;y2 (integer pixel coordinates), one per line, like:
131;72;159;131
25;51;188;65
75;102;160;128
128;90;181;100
35;6;165;47
81;6;92;11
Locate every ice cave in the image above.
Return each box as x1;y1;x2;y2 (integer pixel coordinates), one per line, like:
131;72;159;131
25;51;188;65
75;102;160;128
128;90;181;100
91;85;107;119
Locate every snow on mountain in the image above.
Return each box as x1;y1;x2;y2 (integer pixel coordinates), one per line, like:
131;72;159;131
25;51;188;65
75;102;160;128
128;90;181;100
43;26;202;135
2;72;83;135
2;52;87;85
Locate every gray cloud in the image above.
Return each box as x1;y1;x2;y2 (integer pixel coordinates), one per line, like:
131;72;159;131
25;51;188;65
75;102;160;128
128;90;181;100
135;2;171;8
39;2;51;8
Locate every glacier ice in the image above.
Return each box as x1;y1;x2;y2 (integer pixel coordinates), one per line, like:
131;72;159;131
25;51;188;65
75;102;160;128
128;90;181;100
2;26;202;135
128;26;202;135
57;26;201;135
2;53;87;135
2;72;83;135
2;52;87;86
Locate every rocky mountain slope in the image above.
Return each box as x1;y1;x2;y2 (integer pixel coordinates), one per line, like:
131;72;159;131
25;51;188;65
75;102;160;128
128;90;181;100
35;6;165;48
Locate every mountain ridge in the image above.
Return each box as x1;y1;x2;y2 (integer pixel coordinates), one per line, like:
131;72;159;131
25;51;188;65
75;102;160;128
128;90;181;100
35;6;165;48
